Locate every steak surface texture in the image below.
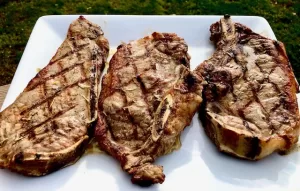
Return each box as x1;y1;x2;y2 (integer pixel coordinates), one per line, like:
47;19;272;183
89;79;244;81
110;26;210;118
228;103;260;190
95;32;204;185
195;16;300;160
0;16;109;175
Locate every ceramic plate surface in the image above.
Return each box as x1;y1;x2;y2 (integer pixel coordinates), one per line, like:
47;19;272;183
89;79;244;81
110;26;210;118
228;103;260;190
1;15;299;191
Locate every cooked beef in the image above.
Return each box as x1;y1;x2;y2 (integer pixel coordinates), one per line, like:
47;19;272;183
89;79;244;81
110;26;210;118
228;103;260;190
0;16;109;175
195;15;300;160
95;32;204;185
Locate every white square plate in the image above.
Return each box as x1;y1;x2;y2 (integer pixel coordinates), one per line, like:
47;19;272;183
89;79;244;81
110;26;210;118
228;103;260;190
1;15;299;191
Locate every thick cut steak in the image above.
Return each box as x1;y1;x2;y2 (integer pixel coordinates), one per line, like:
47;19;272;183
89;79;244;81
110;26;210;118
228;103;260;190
0;16;109;175
196;16;300;160
95;32;203;185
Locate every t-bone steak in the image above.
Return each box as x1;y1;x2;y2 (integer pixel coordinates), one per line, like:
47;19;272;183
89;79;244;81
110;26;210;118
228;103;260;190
0;16;109;175
95;32;204;185
195;15;300;160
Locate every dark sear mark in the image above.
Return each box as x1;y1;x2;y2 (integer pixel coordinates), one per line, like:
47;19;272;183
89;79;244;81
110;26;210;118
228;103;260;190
0;16;109;177
14;152;24;164
184;73;197;90
95;32;198;185
243;120;254;133
18;106;76;142
20;78;89;116
198;16;300;160
245;137;261;159
35;154;41;160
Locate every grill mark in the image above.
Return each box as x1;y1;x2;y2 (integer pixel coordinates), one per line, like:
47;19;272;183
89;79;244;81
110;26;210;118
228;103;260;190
117;87;139;140
112;70;164;101
21;78;89;115
51;43;89;63
263;68;282;114
250;83;274;130
273;41;299;92
100;35;190;159
256;58;287;130
243;64;271;130
235;45;247;70
14;106;76;145
127;110;139;140
0;139;8;148
27;61;85;91
99;74;113;109
127;59;144;139
37;121;63;145
243;120;254;134
59;61;69;85
154;42;189;67
0;20;109;172
237;102;247;119
44;84;53;115
79;63;87;80
57;61;64;71
131;54;153;118
253;58;264;75
51;51;73;63
270;99;281;112
221;54;233;66
51;120;59;132
100;47;130;103
49;62;64;113
70;37;77;49
205;18;299;159
232;42;273;131
136;76;151;108
114;67;159;92
32;136;46;145
267;71;296;122
51;39;89;63
130;48;155;138
229;46;243;103
108;89;139;140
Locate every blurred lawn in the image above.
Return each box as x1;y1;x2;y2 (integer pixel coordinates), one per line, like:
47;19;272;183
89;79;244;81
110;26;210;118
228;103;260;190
0;0;299;85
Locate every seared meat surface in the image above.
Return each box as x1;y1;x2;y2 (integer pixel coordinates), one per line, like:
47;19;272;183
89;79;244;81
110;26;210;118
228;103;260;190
95;32;203;185
0;16;109;175
196;16;300;160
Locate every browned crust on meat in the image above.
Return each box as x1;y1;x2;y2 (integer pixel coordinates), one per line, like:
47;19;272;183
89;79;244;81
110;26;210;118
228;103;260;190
95;32;203;185
3;136;90;176
196;15;300;160
0;16;109;175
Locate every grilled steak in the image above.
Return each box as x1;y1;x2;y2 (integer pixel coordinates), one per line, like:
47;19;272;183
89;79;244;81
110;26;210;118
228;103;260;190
95;32;203;185
0;16;109;175
195;15;300;160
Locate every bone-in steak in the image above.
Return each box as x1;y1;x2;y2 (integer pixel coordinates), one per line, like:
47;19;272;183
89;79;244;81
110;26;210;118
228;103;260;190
0;16;109;175
95;32;203;185
195;15;300;160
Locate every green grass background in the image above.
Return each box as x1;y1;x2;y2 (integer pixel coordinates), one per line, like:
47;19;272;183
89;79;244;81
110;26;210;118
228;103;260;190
0;0;299;85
